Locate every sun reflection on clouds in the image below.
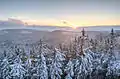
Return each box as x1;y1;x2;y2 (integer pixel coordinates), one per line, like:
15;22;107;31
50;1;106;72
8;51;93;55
7;14;120;27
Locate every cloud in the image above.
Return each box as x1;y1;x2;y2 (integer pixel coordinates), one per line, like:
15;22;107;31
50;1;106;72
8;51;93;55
8;18;24;25
0;18;25;27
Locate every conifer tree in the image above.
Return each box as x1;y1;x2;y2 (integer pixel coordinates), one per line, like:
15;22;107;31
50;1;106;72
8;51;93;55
36;52;48;79
1;57;11;79
65;59;74;79
49;48;65;79
10;55;26;79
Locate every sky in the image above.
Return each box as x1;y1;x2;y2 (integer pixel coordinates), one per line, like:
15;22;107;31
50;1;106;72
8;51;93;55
0;0;119;27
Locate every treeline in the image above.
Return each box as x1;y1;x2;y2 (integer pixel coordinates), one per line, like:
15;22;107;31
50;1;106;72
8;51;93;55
0;29;120;79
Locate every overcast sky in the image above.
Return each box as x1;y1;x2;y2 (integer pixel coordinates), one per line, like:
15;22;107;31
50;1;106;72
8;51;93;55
0;0;119;27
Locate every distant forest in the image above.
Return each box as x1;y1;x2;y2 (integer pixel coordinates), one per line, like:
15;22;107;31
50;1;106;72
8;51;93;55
0;28;120;79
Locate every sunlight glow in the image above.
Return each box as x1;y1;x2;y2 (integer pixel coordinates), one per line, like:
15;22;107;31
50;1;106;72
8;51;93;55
72;25;78;29
9;15;120;27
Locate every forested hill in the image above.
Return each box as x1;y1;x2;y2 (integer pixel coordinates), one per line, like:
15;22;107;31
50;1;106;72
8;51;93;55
0;28;120;79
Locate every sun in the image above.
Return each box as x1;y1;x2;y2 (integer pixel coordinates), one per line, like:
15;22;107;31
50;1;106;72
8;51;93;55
71;24;78;29
72;26;77;29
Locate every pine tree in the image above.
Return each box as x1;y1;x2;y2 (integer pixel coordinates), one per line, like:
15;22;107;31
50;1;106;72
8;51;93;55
104;39;110;53
74;49;93;79
65;59;74;79
106;29;116;77
10;55;26;79
108;28;116;61
49;48;65;79
36;52;48;79
1;57;11;79
92;52;109;79
110;28;115;55
25;50;33;79
106;60;120;79
80;28;86;55
72;28;86;57
73;37;78;56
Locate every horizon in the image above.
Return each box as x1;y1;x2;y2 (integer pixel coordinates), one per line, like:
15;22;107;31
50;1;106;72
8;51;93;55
0;18;119;28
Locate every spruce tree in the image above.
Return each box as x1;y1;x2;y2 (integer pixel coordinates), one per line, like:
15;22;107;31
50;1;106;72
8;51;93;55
10;55;26;79
49;48;65;79
1;57;11;79
36;52;48;79
65;59;74;79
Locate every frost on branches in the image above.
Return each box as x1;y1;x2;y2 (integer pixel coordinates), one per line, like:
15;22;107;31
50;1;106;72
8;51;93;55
1;57;11;79
36;52;48;79
74;49;93;79
106;60;120;78
49;48;65;79
10;56;26;79
65;59;74;79
0;28;120;79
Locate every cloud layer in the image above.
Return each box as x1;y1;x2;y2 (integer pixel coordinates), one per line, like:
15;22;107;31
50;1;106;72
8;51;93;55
0;18;25;27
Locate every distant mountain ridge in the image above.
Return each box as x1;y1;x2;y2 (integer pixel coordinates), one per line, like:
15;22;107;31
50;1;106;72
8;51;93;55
0;19;119;31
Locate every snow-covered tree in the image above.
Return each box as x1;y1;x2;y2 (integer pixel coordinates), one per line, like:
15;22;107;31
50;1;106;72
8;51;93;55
104;39;110;53
74;49;93;79
106;60;120;79
73;37;79;56
1;28;120;79
108;28;116;61
25;52;33;79
49;48;65;79
1;57;11;79
36;52;48;79
92;52;109;79
65;59;74;79
10;56;26;79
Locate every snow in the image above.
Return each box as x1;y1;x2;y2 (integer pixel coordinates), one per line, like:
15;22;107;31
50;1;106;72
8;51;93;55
10;56;26;79
10;63;26;78
1;58;11;79
0;28;120;79
21;30;32;34
74;49;94;79
65;59;74;79
49;48;65;79
36;53;48;79
107;60;120;76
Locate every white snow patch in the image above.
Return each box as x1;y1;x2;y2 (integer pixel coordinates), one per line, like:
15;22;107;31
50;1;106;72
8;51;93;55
20;30;32;34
